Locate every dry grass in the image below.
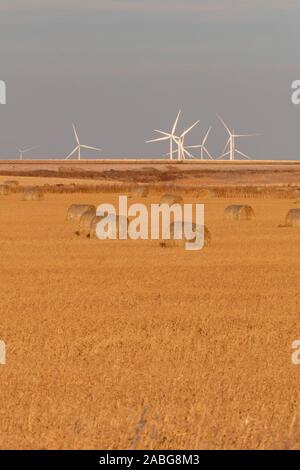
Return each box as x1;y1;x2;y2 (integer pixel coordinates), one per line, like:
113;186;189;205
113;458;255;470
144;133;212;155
4;180;19;188
0;173;298;202
1;189;300;449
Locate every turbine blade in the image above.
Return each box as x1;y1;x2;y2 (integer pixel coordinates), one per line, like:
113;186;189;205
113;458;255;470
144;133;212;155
234;134;258;138
203;146;213;159
146;136;170;143
202;127;211;145
72;124;80;145
165;149;178;156
81;145;102;151
171;110;181;134
153;129;172;137
220;137;230;156
23;147;36;153
236;149;251;159
181;120;200;138
217;151;230;160
217;114;231;135
65;146;78;160
185;145;202;149
183;148;196;159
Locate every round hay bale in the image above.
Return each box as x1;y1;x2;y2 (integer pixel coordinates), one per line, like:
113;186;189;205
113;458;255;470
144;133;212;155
286;209;300;227
77;208;97;236
0;184;11;195
4;180;19;188
224;204;255;221
67;204;96;222
88;215;104;238
130;186;149;198
89;214;129;239
196;188;216;199
160;221;211;248
159;193;183;206
22;187;44;201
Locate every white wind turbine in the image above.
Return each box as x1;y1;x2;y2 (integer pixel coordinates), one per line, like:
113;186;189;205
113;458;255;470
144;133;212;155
65;124;102;160
177;121;201;161
217;114;257;161
167;120;201;161
183;127;213;160
146;110;181;160
17;146;36;160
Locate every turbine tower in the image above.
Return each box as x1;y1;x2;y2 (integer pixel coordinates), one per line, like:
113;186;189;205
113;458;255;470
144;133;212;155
17;147;36;160
146;110;181;160
65;124;102;160
217;114;257;161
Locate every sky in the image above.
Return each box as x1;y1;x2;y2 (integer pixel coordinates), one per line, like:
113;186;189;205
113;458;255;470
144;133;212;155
0;0;300;159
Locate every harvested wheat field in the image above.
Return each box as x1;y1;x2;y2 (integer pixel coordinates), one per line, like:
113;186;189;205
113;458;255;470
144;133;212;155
1;187;300;450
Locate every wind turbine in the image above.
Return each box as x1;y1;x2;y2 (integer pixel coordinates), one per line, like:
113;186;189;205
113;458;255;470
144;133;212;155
166;120;201;161
17;146;36;160
146;110;181;160
65;124;102;160
217;114;257;161
183;127;213;160
177;121;200;161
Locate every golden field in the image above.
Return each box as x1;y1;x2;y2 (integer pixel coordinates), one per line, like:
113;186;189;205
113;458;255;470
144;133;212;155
1;182;300;449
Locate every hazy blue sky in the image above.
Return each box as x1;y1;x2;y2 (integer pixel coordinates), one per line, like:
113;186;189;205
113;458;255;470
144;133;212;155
0;0;300;159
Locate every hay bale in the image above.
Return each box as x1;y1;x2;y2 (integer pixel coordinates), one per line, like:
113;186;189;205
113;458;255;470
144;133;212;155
286;209;300;227
22;187;44;201
161;221;211;248
130;186;149;198
3;180;19;188
196;188;216;199
67;204;96;222
77;208;97;236
224;204;255;221
0;184;10;195
89;214;129;239
88;215;103;238
159;193;183;206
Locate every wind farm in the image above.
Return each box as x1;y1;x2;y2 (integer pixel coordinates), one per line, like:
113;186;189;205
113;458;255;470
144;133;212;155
1;108;261;164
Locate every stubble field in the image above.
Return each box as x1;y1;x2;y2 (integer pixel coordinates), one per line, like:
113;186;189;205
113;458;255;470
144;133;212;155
1;186;300;449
